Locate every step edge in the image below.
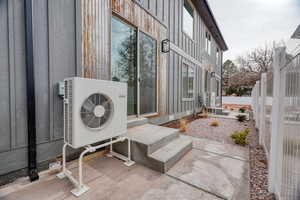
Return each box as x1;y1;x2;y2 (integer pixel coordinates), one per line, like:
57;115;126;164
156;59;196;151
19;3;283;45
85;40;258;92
149;137;193;162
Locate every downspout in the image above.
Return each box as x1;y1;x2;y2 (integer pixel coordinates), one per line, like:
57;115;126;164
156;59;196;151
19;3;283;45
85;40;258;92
24;0;39;182
220;52;223;107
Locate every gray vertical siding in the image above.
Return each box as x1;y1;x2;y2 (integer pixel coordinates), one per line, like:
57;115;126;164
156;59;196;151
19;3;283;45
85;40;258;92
0;0;80;175
0;0;224;176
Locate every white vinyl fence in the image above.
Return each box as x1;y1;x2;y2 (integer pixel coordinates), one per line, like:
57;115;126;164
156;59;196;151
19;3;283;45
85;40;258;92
252;47;300;200
222;96;252;105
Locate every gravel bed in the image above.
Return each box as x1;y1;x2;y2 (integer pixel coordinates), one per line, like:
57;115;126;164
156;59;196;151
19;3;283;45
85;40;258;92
186;117;249;147
248;120;275;200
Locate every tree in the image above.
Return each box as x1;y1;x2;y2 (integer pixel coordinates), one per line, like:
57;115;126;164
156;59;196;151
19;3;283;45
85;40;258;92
222;59;238;90
236;41;285;74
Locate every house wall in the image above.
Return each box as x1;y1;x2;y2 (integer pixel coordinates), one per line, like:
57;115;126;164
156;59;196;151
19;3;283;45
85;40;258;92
0;0;80;178
0;0;224;177
126;0;223;114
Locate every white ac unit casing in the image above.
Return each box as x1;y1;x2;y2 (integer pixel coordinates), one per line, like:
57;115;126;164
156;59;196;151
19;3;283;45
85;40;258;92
64;77;127;149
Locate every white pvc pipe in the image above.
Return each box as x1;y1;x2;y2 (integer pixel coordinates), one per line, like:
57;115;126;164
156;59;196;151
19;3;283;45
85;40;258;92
62;143;68;173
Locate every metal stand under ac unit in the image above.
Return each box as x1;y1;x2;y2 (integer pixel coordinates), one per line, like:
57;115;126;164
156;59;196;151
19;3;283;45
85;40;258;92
57;136;135;197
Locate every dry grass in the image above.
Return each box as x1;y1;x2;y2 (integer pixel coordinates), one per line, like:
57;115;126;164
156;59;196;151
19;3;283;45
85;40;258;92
179;119;188;132
209;120;219;127
198;113;209;118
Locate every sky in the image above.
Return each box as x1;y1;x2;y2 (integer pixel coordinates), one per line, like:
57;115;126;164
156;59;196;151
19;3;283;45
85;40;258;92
208;0;300;61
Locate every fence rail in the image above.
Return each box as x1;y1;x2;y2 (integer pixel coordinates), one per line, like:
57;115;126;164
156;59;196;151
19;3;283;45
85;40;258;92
252;48;300;200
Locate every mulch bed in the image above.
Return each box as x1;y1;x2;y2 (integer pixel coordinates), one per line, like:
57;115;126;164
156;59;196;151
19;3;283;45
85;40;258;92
161;115;198;129
248;120;275;200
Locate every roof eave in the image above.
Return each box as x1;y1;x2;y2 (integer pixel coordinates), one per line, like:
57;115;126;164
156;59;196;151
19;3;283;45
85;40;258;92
192;0;228;51
291;25;300;39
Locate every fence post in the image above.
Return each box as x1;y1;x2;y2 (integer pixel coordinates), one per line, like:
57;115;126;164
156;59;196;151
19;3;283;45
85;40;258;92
259;73;267;146
256;81;261;129
268;47;286;193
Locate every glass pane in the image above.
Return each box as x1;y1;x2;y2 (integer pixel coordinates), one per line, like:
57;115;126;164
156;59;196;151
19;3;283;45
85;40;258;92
182;64;189;98
111;17;137;115
183;0;193;38
188;67;194;98
139;32;157;114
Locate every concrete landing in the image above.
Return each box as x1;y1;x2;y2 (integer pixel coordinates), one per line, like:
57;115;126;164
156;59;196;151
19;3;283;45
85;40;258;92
167;137;250;200
0;156;220;200
114;124;192;173
0;136;249;200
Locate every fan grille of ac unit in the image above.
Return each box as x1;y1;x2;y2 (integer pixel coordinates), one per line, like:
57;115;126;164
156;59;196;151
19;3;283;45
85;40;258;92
80;93;113;130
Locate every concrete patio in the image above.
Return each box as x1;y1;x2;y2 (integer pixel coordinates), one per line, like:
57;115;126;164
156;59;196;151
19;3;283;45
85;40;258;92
0;137;249;200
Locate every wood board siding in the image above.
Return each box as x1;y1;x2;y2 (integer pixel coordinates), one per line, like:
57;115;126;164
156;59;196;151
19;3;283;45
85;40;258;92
111;0;168;116
82;0;111;80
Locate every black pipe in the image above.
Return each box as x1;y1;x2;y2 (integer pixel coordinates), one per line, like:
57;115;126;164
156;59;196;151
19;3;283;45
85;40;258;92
220;52;223;107
24;0;39;182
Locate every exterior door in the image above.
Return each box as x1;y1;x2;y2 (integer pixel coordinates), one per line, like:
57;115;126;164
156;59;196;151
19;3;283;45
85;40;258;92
139;32;157;115
111;17;138;116
111;17;157;116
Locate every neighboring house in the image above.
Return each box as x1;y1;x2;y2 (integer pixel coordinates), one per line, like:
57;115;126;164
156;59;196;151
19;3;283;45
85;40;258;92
0;0;227;183
287;25;300;56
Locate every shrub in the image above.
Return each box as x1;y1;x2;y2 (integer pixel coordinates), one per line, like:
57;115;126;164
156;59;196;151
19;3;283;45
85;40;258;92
198;113;209;118
239;107;246;113
231;129;249;146
179;119;187;132
236;114;247;122
209;120;219;127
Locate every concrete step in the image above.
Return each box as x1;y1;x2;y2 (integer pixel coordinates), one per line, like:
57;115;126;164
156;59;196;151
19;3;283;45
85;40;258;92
149;135;193;173
126;124;180;155
113;124;191;173
127;117;148;128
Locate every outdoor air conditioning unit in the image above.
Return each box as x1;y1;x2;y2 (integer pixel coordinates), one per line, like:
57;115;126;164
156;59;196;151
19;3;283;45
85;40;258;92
63;77;127;148
57;77;134;197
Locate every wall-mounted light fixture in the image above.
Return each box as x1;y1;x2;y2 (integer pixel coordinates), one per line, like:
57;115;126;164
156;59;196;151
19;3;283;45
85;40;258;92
161;39;170;53
211;72;216;78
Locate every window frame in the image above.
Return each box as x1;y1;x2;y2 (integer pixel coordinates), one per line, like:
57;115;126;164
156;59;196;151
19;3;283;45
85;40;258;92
182;0;194;40
216;79;220;97
216;48;220;64
182;61;195;101
205;31;211;55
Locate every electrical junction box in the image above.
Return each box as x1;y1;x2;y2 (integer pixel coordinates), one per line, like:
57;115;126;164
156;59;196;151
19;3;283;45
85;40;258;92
58;81;65;98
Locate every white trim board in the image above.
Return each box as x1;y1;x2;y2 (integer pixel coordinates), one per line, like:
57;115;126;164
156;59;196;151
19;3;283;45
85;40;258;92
170;42;203;68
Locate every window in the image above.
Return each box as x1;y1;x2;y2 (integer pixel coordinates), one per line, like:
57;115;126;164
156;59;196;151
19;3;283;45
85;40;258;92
183;0;194;39
216;80;220;96
216;48;220;64
139;32;157;115
204;70;209;92
111;17;158;116
111;17;137;115
182;63;194;99
205;32;211;55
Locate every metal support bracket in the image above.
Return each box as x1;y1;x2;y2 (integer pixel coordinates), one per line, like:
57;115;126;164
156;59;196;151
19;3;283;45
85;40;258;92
106;137;135;167
57;136;135;197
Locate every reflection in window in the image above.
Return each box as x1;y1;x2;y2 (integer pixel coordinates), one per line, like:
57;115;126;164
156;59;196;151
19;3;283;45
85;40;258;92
139;32;157;114
183;0;194;39
216;48;220;64
204;70;209;92
182;63;194;99
111;17;137;115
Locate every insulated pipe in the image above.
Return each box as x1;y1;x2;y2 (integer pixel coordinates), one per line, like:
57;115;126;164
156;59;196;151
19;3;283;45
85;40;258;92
24;0;39;182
